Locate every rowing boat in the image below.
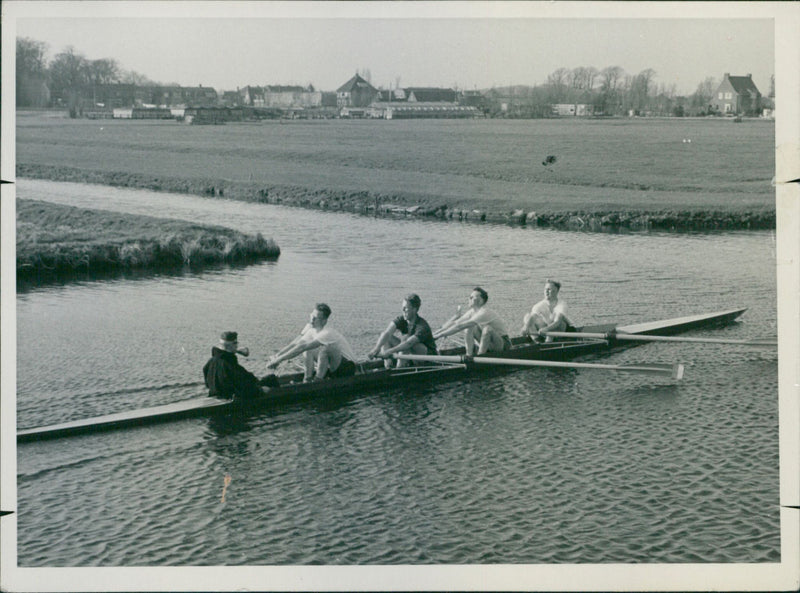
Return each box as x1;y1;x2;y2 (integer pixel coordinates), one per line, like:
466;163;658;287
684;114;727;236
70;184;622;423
17;308;746;442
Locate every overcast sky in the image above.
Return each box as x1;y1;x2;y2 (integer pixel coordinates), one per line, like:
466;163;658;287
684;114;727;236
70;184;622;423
10;2;776;96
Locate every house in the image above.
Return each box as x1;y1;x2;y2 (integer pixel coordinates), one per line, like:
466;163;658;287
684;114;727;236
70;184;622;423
181;85;219;106
263;85;322;108
239;86;265;107
336;73;379;108
458;90;484;108
221;91;242;107
83;83;146;108
711;73;762;115
376;89;407;102
150;86;185;107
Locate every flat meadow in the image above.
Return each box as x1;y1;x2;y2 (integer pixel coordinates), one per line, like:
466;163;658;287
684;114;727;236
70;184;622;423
16;113;775;220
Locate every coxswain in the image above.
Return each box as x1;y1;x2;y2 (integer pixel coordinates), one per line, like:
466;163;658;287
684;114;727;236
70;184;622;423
203;331;278;400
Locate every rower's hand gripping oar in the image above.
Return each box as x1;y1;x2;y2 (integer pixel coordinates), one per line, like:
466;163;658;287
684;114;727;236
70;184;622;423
395;353;685;380
544;330;777;347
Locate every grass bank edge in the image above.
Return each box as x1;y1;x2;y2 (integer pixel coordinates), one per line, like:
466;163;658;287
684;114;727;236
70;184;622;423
17;164;776;231
16;198;280;280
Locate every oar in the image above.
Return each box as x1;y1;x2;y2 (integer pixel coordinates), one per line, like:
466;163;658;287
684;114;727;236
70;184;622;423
395;353;684;379
544;331;776;347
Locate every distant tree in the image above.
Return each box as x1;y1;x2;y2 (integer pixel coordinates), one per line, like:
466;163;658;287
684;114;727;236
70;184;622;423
690;76;716;111
87;58;120;85
119;69;157;86
569;66;598;93
626;68;657;114
546;67;570;102
16;37;49;107
48;47;91;113
16;37;48;77
598;65;625;114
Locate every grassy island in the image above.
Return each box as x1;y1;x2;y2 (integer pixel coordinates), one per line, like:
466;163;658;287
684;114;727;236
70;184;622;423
17;199;280;282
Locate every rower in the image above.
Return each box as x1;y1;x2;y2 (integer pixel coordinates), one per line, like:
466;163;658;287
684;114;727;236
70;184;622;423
368;293;438;368
203;331;278;400
266;303;357;381
433;287;511;355
521;279;575;342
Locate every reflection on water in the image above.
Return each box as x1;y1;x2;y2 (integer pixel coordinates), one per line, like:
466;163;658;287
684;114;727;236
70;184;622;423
14;179;779;565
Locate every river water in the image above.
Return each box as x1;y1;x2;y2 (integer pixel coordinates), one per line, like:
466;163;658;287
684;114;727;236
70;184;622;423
14;179;779;566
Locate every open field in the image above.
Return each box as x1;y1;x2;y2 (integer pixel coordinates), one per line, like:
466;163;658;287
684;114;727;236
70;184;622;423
16;114;775;229
17;198;280;283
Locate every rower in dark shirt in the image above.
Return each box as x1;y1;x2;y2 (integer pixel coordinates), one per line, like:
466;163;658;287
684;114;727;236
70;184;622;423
368;293;437;368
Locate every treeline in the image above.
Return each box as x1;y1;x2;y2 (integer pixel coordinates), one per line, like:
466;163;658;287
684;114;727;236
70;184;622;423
16;37;165;110
484;66;773;118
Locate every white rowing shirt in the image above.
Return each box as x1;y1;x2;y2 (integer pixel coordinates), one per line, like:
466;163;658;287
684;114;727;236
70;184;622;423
302;325;357;361
530;298;571;326
467;307;509;336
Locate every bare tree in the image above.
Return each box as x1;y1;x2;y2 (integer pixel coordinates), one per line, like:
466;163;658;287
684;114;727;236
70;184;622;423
598;66;625;114
48;46;90;111
637;68;657;98
87;58;120;85
120;69;157;86
584;66;599;92
691;76;716;109
16;37;49;106
600;65;625;93
546;67;570;102
16;37;48;77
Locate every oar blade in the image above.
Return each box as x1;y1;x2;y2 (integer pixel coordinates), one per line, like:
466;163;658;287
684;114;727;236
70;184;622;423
616;363;684;379
740;339;779;347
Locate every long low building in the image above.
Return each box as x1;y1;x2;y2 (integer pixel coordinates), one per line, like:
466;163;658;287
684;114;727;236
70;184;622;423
365;101;481;119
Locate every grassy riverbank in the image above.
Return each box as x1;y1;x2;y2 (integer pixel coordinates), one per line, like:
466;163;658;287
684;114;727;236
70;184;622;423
17;199;280;282
16;116;776;230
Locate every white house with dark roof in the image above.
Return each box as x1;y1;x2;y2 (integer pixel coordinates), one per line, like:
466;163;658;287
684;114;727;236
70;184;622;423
711;73;762;115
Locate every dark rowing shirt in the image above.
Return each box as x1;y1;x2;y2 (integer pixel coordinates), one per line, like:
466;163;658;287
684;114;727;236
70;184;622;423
393;315;438;355
203;347;263;400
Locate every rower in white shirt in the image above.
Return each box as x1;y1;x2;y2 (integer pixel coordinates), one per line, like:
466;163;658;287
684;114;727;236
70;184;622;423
522;279;574;342
433;287;511;356
267;303;357;381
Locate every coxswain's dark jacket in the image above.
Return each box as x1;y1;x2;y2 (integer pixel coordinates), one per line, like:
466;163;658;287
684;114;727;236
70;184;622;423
203;347;263;400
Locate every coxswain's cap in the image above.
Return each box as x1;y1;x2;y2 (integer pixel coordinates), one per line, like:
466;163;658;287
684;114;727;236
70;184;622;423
219;331;238;351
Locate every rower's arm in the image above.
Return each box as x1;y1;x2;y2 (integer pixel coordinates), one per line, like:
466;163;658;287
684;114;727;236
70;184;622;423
382;334;420;356
437;305;467;332
537;314;568;335
273;331;309;358
269;339;322;366
368;322;398;357
435;316;475;339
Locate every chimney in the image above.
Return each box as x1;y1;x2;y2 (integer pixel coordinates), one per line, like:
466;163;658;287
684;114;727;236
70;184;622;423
747;73;752;78
724;72;730;79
